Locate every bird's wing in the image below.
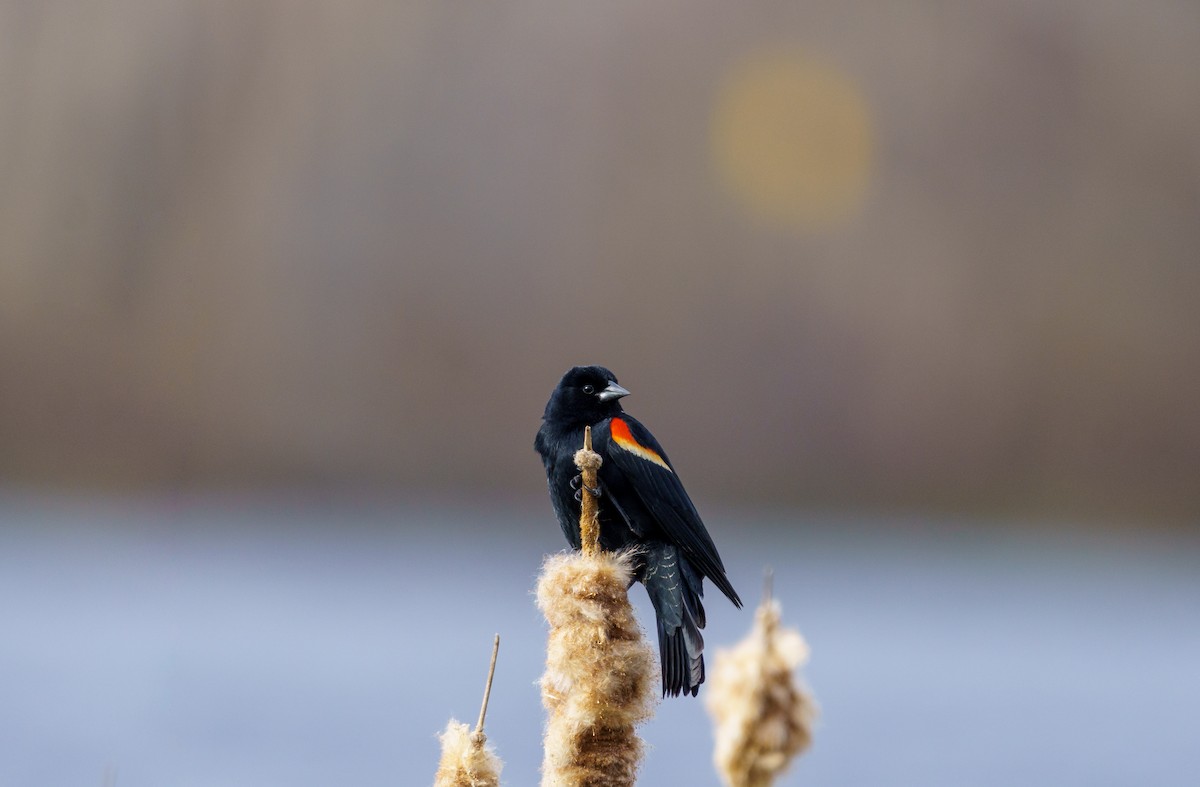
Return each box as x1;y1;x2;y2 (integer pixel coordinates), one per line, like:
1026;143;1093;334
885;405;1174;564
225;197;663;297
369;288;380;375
595;415;741;607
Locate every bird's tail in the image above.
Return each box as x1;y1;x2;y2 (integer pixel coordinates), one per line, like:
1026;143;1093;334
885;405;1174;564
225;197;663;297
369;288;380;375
642;542;707;697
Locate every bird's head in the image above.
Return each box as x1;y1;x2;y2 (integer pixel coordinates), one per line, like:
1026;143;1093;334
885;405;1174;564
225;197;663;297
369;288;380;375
543;365;630;425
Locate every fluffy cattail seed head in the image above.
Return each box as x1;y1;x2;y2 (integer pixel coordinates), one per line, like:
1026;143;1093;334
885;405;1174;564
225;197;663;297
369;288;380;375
706;591;817;787
434;720;503;787
537;549;657;786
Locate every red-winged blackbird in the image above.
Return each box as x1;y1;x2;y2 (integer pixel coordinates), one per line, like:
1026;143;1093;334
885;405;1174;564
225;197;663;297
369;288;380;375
535;365;742;697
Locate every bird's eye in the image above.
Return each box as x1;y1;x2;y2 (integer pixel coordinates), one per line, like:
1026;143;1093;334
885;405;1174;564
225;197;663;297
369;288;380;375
582;384;595;395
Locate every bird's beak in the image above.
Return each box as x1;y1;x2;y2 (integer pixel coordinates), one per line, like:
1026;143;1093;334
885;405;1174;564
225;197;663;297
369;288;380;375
598;382;630;402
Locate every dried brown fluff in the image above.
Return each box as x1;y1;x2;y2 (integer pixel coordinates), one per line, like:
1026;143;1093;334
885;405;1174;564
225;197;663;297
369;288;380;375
706;593;818;787
434;720;503;787
537;549;657;787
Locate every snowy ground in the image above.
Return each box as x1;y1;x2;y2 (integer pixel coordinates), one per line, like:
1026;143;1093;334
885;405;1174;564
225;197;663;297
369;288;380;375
2;496;1197;786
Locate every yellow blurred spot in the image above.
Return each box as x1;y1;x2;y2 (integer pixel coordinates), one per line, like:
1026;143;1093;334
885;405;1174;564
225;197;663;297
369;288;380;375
712;51;873;229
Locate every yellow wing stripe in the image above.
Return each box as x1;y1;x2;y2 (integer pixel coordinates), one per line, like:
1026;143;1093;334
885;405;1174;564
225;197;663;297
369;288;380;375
610;417;673;472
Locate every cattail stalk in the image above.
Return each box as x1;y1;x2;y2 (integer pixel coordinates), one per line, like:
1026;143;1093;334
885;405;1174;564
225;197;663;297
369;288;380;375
538;426;657;787
576;426;602;556
434;635;504;787
706;573;817;787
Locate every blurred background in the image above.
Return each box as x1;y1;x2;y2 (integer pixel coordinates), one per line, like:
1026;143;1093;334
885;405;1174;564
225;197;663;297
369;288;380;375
2;2;1198;785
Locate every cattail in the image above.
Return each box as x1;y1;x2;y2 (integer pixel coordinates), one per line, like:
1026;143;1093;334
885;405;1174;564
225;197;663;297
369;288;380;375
433;722;503;787
434;635;504;787
706;574;817;787
537;427;657;787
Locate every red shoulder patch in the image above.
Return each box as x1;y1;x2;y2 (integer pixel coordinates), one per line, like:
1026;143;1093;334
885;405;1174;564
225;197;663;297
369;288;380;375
610;417;672;472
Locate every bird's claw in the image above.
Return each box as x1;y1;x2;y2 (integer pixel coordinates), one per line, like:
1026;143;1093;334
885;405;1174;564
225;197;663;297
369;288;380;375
571;474;602;502
574;488;602;503
570;474;600;496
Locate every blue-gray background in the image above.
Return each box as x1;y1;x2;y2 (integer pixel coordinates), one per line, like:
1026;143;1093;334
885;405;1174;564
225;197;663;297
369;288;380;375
4;499;1198;786
2;2;1198;785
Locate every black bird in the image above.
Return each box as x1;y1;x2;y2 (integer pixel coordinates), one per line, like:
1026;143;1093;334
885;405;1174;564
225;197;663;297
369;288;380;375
535;365;742;697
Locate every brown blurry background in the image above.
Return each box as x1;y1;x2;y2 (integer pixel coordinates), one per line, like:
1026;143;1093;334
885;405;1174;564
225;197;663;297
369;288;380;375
2;1;1198;523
